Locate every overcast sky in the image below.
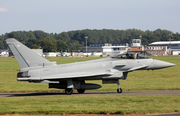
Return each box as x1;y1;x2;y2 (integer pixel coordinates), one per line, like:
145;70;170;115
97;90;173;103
0;0;180;35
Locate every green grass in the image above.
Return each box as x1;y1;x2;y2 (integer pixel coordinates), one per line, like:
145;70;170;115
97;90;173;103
0;56;180;92
0;95;180;115
0;56;180;115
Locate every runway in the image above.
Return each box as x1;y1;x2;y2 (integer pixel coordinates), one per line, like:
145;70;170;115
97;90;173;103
0;90;180;97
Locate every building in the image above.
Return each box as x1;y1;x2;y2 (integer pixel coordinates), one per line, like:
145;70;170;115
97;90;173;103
149;41;180;55
81;39;180;56
145;46;167;55
81;43;129;56
129;39;168;56
129;39;145;54
0;49;9;57
44;52;61;57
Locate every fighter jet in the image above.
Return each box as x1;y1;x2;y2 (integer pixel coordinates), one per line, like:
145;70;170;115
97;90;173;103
6;38;175;95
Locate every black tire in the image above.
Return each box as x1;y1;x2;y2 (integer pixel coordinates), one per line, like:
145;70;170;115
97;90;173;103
117;88;122;93
77;89;85;93
65;88;73;95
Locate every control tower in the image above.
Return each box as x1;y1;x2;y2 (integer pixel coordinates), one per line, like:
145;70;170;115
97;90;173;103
131;39;141;47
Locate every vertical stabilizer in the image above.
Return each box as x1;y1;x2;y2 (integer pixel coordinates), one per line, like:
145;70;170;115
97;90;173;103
6;38;51;68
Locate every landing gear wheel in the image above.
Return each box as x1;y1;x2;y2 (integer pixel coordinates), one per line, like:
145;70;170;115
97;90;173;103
117;80;122;93
117;88;122;93
77;89;85;93
65;88;73;95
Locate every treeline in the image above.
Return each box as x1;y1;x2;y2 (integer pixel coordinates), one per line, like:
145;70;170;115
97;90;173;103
0;29;180;52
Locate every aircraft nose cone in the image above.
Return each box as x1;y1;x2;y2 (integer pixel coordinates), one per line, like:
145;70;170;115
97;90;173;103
151;59;175;69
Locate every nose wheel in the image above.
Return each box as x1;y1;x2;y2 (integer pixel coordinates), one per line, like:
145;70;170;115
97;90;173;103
117;88;122;93
117;80;123;93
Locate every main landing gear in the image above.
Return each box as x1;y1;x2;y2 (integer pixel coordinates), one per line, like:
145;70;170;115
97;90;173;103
64;80;86;95
117;80;123;93
65;88;73;95
65;79;74;95
77;89;85;93
65;89;85;95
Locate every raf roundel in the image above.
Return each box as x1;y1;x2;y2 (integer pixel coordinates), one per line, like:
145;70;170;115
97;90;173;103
102;64;106;67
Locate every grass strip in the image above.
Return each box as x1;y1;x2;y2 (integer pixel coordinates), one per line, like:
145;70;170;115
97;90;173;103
0;95;180;115
0;56;180;93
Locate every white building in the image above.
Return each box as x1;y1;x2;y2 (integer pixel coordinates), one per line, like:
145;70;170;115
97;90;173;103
44;52;61;57
0;50;9;57
149;41;180;55
81;43;129;56
145;46;167;55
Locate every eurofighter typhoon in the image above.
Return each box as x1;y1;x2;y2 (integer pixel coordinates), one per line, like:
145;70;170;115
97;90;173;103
6;38;175;95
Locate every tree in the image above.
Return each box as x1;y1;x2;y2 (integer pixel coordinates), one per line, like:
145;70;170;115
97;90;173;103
57;40;69;52
1;29;180;50
69;40;81;52
173;33;180;41
7;31;36;43
38;37;57;52
0;40;5;49
33;30;50;40
57;32;71;42
141;38;149;45
25;39;38;48
31;44;39;49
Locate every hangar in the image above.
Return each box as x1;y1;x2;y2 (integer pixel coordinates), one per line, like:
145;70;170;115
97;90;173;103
149;41;180;55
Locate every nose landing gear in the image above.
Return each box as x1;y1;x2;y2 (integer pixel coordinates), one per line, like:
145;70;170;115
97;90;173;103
117;88;122;93
117;80;123;93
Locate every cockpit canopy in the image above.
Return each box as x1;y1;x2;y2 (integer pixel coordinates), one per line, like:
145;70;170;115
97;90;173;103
111;52;150;59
